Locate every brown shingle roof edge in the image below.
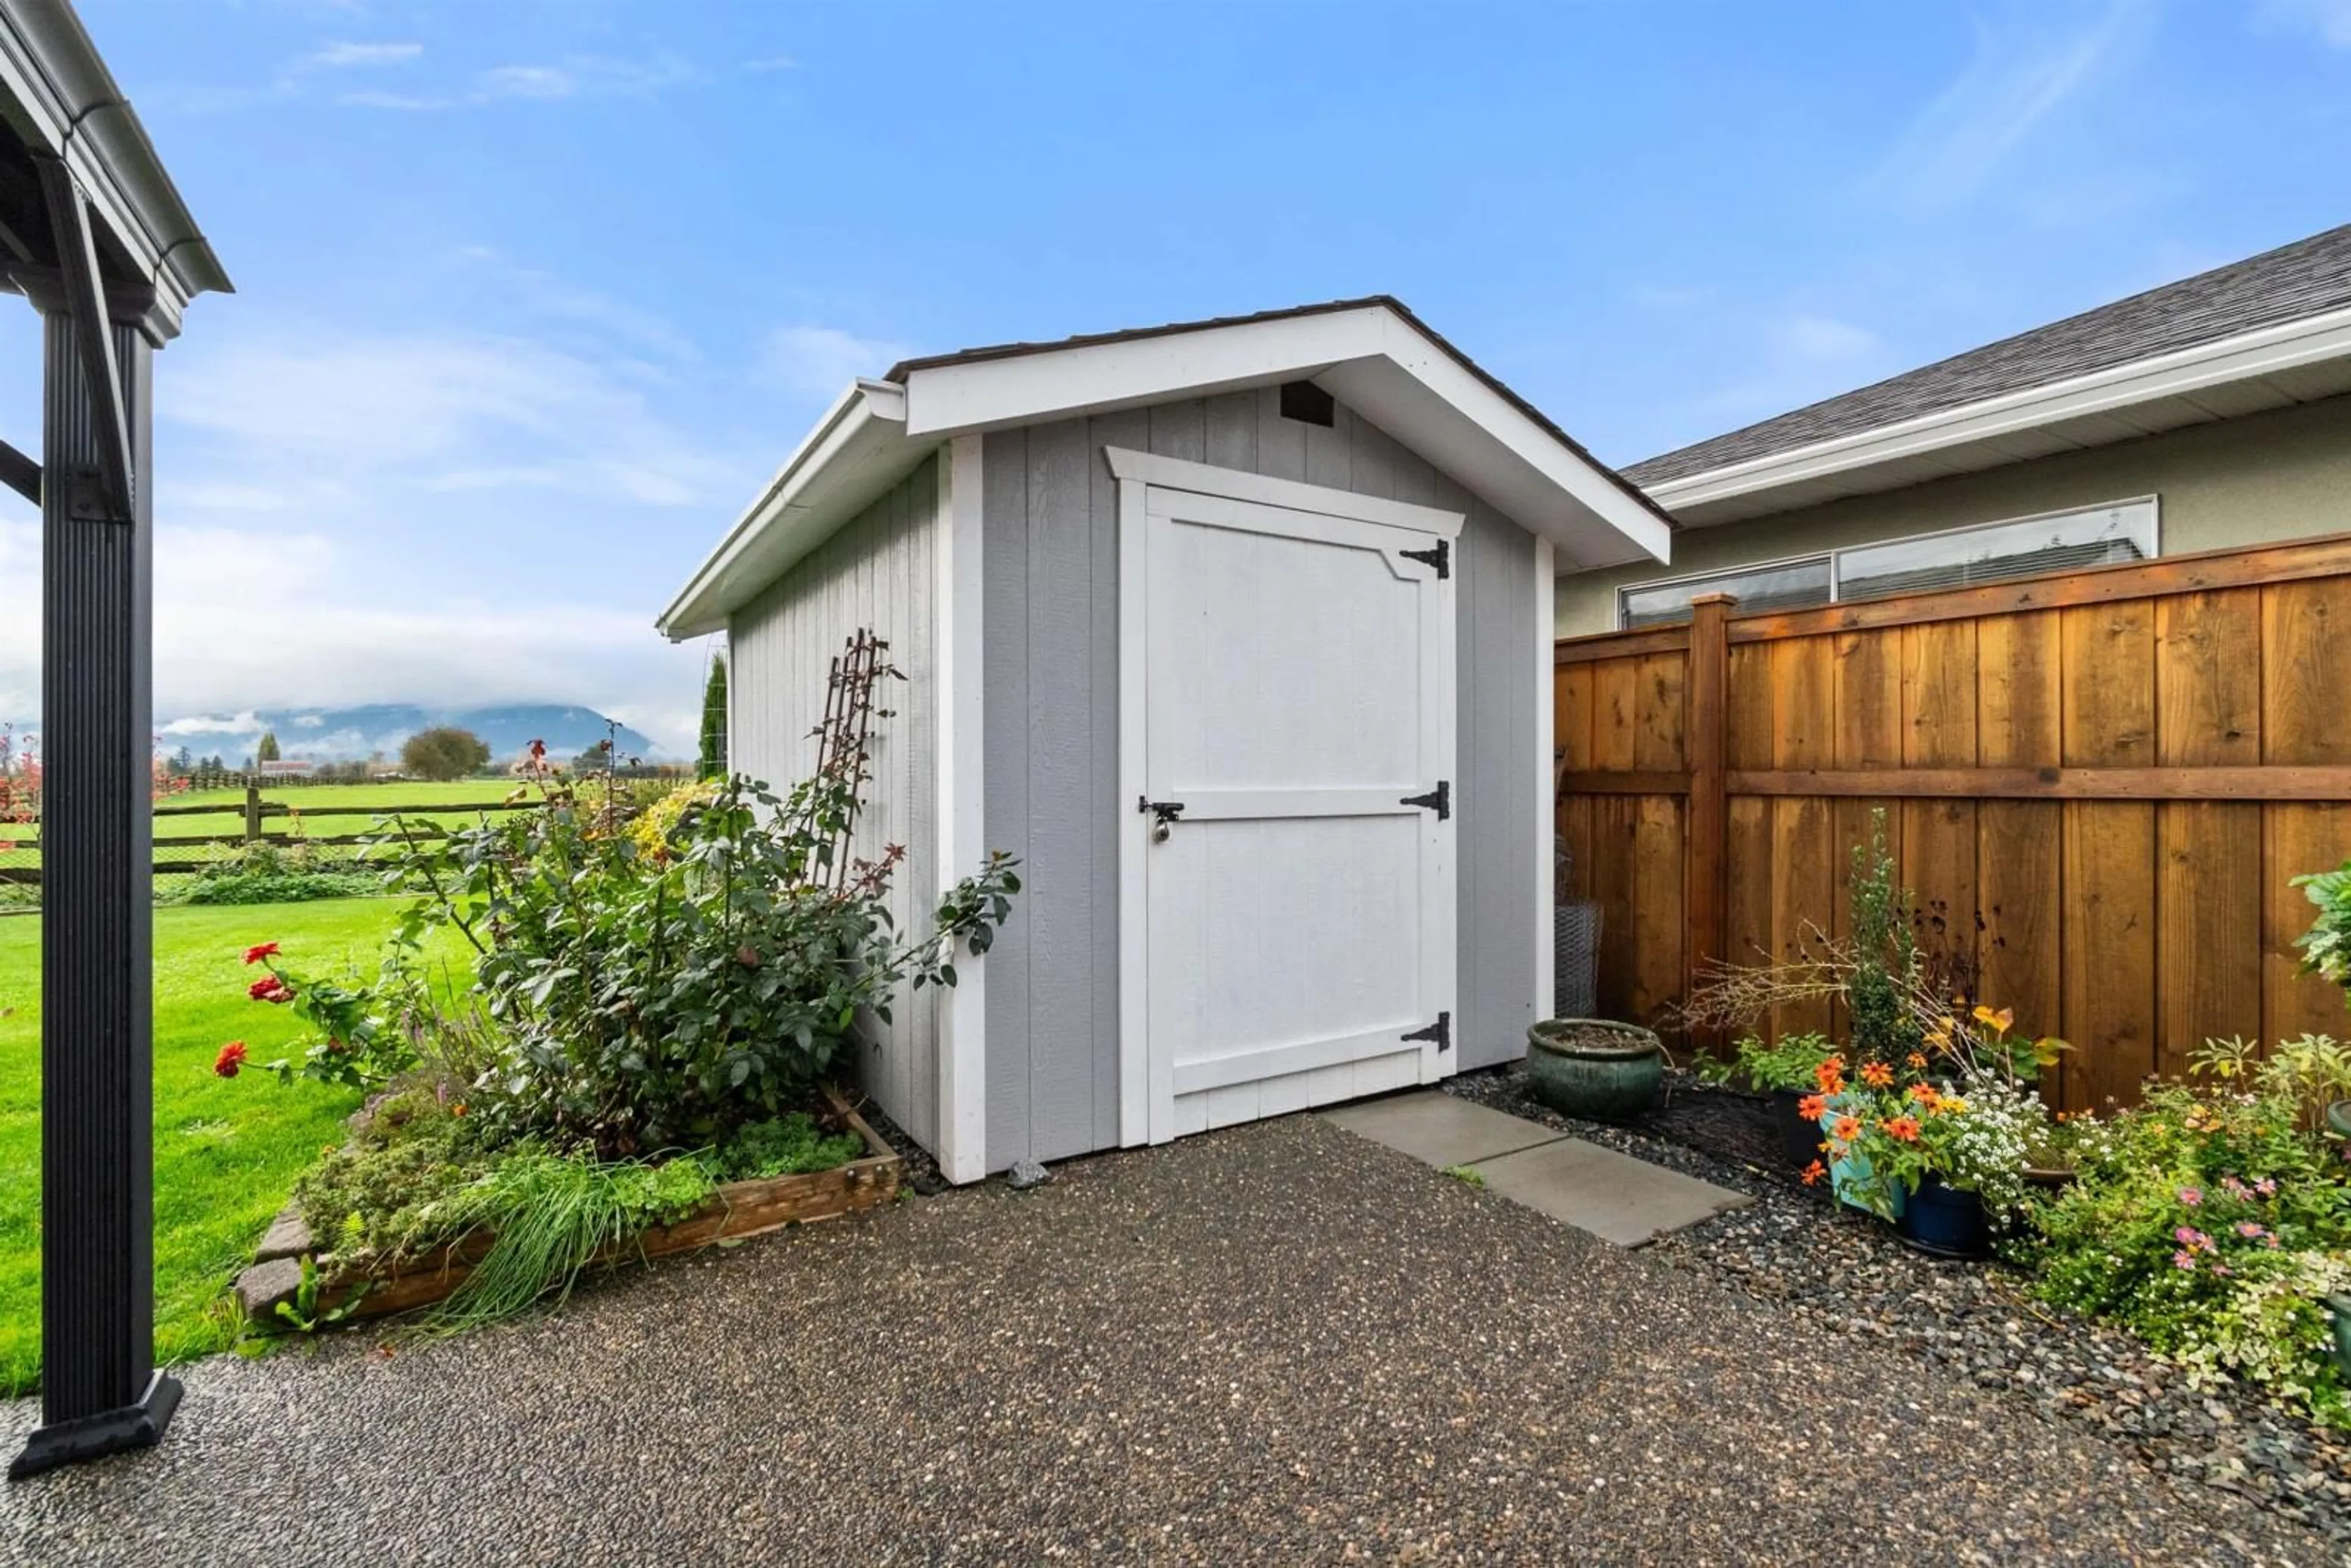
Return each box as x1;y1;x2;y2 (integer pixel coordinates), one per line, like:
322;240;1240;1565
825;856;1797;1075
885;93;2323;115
884;295;1678;533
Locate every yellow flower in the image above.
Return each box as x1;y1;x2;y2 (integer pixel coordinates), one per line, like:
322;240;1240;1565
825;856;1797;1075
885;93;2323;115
1971;1004;2014;1033
1937;1095;1969;1116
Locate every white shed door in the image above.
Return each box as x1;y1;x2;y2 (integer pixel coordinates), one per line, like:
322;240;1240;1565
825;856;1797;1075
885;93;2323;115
1133;484;1455;1143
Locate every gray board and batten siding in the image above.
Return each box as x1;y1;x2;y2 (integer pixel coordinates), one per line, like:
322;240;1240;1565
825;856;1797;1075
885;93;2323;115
982;385;1544;1171
727;454;942;1152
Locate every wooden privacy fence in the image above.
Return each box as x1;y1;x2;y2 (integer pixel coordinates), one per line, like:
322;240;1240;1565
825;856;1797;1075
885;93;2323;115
1553;530;2351;1111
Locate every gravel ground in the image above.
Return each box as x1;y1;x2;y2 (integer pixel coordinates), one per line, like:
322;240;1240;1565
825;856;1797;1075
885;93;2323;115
1449;1063;2351;1550
3;1114;2334;1566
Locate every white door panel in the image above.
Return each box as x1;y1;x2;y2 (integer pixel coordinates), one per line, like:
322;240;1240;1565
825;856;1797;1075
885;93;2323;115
1126;481;1456;1145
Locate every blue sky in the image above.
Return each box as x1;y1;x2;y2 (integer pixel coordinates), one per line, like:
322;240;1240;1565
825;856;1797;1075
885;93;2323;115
1;0;2347;752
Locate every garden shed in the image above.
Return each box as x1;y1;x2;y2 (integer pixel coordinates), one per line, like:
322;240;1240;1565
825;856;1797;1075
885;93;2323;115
661;300;1674;1182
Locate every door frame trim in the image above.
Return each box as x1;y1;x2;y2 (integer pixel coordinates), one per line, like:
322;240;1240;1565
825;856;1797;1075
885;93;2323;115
1111;449;1463;1147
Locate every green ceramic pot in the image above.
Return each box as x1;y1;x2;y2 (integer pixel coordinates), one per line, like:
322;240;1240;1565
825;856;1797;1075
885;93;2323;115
2328;1294;2351;1384
1524;1018;1665;1123
2327;1101;2351;1141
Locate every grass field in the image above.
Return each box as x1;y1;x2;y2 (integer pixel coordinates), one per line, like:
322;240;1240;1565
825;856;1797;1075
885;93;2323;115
0;896;463;1395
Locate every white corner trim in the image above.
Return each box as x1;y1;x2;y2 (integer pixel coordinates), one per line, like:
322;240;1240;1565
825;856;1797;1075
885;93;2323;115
1532;537;1556;1027
1646;302;2351;512
1116;469;1152;1146
1103;447;1466;538
934;432;988;1185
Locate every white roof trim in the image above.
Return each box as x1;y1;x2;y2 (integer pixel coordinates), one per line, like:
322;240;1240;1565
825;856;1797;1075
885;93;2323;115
899;302;1669;567
1103;447;1464;538
1646;301;2351;514
657;378;913;639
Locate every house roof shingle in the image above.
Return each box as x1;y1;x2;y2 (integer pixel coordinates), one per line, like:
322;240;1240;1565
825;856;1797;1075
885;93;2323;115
1626;223;2351;488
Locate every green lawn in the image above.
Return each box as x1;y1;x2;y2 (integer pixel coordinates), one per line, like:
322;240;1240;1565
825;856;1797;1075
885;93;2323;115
156;778;544;844
0;897;460;1395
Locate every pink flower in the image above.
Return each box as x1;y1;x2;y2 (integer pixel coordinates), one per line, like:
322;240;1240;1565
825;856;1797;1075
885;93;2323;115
2255;1177;2278;1197
2236;1221;2268;1240
2172;1250;2197;1270
2178;1187;2203;1206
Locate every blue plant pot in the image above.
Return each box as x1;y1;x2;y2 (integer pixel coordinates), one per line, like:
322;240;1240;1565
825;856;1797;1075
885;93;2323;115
1895;1173;1990;1259
1821;1090;1903;1220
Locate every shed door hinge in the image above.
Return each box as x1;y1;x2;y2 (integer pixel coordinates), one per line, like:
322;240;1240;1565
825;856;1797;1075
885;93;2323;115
1400;538;1449;579
1400;780;1450;820
1403;1011;1451;1052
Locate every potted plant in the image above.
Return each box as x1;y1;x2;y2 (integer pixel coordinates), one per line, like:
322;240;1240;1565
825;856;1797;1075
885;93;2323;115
1524;1018;1665;1122
1712;1032;1839;1171
1824;1063;2043;1258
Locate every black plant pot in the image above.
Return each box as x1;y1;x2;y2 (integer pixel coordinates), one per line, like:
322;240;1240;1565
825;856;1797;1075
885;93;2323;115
1769;1089;1822;1172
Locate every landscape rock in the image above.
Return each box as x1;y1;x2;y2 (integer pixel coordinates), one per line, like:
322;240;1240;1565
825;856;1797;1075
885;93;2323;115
1007;1160;1051;1191
253;1206;314;1264
234;1257;304;1321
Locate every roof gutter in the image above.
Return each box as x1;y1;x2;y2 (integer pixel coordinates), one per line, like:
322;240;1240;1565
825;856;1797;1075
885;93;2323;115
657;377;910;640
0;0;232;332
1643;299;2351;517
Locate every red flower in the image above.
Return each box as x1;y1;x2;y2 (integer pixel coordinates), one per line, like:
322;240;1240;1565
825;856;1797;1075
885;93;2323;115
213;1040;247;1078
248;975;294;1004
1801;1159;1827;1187
242;942;280;966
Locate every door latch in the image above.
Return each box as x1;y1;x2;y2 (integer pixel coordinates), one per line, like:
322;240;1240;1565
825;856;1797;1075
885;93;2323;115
1139;796;1185;842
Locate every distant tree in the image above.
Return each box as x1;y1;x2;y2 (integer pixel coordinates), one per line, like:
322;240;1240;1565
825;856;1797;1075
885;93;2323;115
401;726;491;782
256;730;280;763
571;740;613;777
697;655;729;780
168;746;195;777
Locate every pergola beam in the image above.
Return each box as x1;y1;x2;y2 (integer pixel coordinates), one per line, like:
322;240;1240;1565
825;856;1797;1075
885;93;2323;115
0;433;37;505
34;154;132;515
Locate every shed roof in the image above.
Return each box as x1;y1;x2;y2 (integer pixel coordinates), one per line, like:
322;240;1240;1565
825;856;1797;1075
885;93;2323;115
661;298;1671;639
1628;223;2351;522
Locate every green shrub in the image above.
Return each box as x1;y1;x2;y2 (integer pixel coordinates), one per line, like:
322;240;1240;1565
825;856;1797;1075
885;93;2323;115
375;769;1018;1155
180;869;380;905
2026;1082;2351;1424
1720;1031;1837;1092
718;1112;865;1180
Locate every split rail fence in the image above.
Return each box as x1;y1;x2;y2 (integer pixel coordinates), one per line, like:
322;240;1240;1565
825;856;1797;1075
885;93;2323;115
1553;530;2351;1111
0;784;541;903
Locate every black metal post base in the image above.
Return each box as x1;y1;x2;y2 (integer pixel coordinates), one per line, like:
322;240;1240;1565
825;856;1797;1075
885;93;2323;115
8;1370;180;1481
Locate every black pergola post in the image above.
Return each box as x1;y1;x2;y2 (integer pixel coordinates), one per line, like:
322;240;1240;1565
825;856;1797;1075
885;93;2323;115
9;160;174;1481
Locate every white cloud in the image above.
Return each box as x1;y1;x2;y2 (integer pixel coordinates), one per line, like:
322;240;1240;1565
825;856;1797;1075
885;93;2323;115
1865;0;2150;216
160;327;738;512
304;42;424;69
2259;0;2351;47
1772;313;1881;364
0;516;707;750
743;55;800;73
474;54;695;103
758;324;909;401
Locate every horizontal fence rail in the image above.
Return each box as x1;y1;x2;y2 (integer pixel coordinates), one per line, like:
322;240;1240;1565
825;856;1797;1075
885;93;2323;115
1553;528;2351;1111
0;785;546;899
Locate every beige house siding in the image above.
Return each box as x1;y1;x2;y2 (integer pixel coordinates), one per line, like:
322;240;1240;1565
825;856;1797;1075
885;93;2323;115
1557;391;2351;636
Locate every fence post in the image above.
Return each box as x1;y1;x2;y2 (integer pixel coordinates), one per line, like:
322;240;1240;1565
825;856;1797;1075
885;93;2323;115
1684;593;1736;1055
242;782;262;845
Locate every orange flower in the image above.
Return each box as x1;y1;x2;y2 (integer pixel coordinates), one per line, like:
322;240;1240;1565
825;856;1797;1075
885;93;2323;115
1801;1160;1827;1187
1907;1082;1941;1109
1906;1052;1928;1070
1883;1116;1922;1142
1859;1060;1894;1089
1815;1057;1847;1095
1831;1114;1862;1142
1797;1093;1828;1123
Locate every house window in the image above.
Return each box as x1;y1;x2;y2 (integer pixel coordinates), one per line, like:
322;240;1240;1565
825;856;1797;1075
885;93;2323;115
1615;498;2159;629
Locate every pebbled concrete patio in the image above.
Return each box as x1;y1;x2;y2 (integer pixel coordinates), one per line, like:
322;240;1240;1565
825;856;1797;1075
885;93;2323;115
1;1114;2325;1566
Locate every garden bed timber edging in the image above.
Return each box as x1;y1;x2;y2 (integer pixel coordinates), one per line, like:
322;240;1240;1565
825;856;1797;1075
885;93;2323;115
234;1089;901;1326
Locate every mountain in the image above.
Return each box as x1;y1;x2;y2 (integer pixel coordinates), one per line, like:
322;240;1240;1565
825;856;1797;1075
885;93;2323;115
150;704;661;766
